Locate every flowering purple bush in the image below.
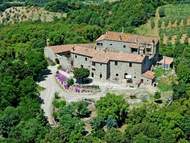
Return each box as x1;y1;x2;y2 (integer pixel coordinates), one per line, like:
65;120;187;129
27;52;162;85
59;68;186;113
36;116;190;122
56;72;82;93
75;87;80;93
56;73;67;82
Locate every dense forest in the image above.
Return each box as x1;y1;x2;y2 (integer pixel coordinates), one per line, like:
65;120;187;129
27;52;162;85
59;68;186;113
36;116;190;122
1;0;190;143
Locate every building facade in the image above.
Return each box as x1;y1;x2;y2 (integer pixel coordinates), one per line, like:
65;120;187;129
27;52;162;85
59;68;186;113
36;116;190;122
44;31;159;87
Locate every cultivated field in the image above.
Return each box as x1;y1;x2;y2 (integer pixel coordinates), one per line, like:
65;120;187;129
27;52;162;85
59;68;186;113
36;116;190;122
136;4;190;45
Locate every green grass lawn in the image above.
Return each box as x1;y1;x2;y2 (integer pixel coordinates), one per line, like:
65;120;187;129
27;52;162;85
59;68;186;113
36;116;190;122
157;78;173;92
154;67;165;78
157;73;176;92
154;66;176;92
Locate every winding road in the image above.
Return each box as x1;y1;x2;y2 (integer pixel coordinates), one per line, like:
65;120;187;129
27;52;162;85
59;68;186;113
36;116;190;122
37;66;103;125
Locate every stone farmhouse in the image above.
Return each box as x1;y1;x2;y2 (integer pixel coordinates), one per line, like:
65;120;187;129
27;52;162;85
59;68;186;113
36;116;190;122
44;31;160;87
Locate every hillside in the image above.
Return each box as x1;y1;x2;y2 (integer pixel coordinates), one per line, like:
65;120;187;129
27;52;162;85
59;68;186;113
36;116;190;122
136;4;190;45
0;6;66;24
1;1;190;143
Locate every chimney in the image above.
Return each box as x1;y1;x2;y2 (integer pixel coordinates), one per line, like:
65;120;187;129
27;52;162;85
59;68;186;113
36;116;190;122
121;27;124;33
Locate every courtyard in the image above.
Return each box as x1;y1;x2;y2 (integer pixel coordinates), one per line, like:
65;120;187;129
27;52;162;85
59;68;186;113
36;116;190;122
37;65;158;125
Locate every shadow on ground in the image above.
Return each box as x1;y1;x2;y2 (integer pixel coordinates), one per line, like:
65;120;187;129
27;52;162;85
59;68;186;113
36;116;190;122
37;69;52;82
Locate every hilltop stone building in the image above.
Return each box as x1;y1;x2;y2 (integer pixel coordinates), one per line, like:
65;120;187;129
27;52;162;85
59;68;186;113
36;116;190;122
44;31;159;87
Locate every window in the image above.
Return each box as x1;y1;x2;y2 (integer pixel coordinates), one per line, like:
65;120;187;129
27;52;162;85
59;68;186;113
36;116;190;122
143;49;145;54
123;45;126;48
81;65;83;68
129;63;132;67
127;79;133;83
134;76;136;78
146;48;151;52
116;73;119;76
100;74;102;79
97;43;103;46
92;62;95;66
110;43;112;46
91;72;94;77
141;79;144;83
124;73;128;78
115;61;118;66
75;55;77;58
92;68;96;71
85;57;87;61
131;48;138;53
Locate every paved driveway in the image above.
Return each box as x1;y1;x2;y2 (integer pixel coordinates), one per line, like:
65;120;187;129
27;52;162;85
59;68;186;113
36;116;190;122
37;66;60;125
37;66;103;125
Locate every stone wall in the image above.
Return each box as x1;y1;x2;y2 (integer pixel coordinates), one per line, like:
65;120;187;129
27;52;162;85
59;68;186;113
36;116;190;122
91;62;108;81
96;40;131;53
109;60;143;85
71;53;92;69
44;47;57;62
56;53;71;71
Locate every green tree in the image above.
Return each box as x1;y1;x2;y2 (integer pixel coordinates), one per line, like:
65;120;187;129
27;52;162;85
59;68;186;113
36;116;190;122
67;78;74;87
10;118;47;143
0;107;20;138
104;128;124;143
96;93;128;126
73;67;90;83
154;91;161;99
91;116;106;130
133;133;158;143
160;129;176;143
42;127;68;143
106;116;118;128
173;82;187;100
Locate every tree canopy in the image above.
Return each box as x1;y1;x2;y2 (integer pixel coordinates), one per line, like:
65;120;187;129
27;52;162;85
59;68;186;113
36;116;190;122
73;67;90;82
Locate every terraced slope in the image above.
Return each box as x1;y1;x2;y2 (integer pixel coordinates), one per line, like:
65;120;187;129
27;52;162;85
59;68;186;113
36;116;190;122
135;4;190;45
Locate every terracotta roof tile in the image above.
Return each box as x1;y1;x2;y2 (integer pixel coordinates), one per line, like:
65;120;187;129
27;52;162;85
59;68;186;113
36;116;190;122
71;46;96;57
142;71;155;80
96;31;159;44
129;43;139;49
108;52;145;63
48;44;94;54
92;51;145;63
92;51;110;63
48;43;145;63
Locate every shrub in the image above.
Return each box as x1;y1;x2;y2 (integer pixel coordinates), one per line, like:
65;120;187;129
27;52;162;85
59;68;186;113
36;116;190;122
159;7;165;17
57;64;61;70
154;92;161;99
54;92;59;99
150;19;155;29
53;99;66;109
91;116;106;130
67;78;74;87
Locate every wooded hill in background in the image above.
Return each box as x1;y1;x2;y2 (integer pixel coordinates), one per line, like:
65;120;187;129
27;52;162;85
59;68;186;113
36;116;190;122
0;0;183;31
